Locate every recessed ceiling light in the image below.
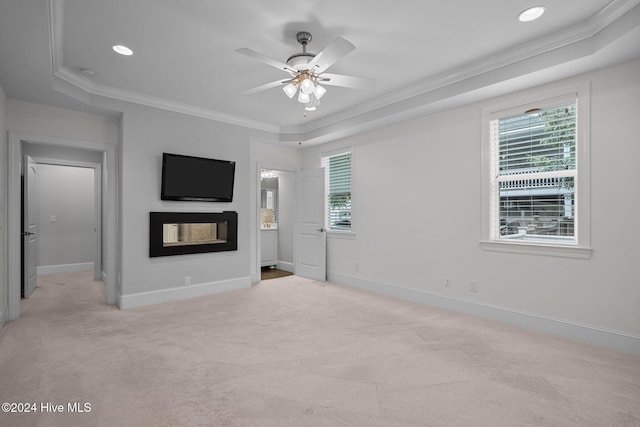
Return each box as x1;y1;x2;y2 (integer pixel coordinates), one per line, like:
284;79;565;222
112;44;133;56
518;6;546;22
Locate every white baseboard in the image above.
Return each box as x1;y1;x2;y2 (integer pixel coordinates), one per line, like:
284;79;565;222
328;272;640;355
276;261;294;273
37;262;94;276
117;276;251;310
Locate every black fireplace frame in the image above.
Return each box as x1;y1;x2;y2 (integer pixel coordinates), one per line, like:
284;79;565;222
149;211;238;257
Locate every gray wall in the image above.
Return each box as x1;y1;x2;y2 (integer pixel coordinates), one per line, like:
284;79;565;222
277;171;295;265
6;99;119;145
0;85;7;326
33;163;95;269
21;125;110;276
302;60;640;339
24;142;103;164
2;96;302;306
118;103;251;299
5;100;118;292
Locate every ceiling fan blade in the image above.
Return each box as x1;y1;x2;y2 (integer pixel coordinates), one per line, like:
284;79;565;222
243;79;292;95
236;48;297;74
318;73;376;90
307;37;356;74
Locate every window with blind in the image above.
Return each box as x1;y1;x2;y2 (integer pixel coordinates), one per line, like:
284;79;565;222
490;98;578;244
481;84;591;257
321;151;352;231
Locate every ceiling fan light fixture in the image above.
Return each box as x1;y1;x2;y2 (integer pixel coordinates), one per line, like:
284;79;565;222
305;95;320;111
283;83;297;98
314;84;327;99
518;6;545;22
238;31;374;113
287;54;314;71
300;77;315;95
298;91;310;104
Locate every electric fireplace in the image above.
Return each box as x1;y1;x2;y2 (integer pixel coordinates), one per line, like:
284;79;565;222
149;211;238;257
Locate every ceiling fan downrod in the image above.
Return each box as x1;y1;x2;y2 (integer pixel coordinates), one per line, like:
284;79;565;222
297;31;312;51
287;31;315;67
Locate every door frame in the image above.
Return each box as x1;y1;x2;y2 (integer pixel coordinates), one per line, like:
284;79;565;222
22;155;37;298
255;163;297;282
7;132;117;320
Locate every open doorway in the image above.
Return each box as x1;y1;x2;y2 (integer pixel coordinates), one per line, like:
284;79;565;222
28;161;99;279
259;168;295;281
8;133;117;321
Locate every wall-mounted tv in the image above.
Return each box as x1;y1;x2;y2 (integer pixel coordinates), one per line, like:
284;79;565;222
161;153;235;202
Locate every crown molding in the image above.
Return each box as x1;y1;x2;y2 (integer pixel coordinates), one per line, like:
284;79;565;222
48;0;639;143
47;0;279;134
54;66;280;133
294;0;640;138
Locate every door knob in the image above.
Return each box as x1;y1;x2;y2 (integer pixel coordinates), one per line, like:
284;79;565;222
22;231;35;236
316;228;325;232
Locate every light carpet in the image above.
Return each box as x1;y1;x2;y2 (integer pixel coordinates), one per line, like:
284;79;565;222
0;271;639;426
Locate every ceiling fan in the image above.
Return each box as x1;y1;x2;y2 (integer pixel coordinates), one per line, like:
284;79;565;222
236;31;376;111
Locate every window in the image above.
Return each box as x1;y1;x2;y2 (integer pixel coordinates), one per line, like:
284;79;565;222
481;83;591;258
493;101;576;243
321;150;352;231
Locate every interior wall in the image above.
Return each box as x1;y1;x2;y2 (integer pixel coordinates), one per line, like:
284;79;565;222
258;172;294;267
302;59;640;339
7;99;118;281
118;103;252;304
33;164;95;271
277;171;295;265
22;142;106;279
6;99;119;145
0;84;7;327
23;142;104;164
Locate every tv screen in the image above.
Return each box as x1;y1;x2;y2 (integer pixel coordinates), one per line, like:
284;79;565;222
161;153;235;202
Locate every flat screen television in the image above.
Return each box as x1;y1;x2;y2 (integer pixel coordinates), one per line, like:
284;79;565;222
161;153;235;202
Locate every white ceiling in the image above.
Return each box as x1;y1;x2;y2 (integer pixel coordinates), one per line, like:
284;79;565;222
1;0;639;144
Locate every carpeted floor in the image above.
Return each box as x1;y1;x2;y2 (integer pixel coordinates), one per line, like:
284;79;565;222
1;271;639;426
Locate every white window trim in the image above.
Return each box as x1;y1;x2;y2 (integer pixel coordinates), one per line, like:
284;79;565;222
480;81;592;259
321;146;356;238
327;231;357;240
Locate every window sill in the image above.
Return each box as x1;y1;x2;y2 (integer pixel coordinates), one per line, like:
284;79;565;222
327;231;356;240
479;240;592;259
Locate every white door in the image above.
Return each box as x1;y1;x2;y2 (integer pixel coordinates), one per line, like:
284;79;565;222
23;156;38;298
295;168;326;281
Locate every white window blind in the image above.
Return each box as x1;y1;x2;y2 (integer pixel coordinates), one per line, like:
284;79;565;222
489;100;577;244
321;151;352;231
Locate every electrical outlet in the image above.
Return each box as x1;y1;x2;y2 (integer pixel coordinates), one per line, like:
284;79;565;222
49;215;57;223
184;276;191;285
470;280;479;293
355;263;360;272
444;277;451;288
